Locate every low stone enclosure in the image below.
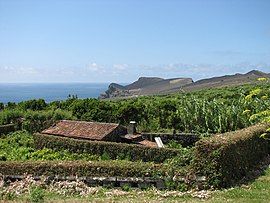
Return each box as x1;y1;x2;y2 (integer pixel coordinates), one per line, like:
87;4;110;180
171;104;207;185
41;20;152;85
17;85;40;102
2;175;167;189
0;161;206;190
0;123;270;189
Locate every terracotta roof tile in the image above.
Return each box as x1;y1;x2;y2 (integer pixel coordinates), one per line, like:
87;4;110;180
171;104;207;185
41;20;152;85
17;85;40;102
138;140;158;148
123;134;142;140
42;120;120;140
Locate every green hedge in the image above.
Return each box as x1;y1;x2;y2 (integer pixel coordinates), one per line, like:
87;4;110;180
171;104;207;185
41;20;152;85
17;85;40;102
0;160;164;177
33;133;180;163
193;123;270;188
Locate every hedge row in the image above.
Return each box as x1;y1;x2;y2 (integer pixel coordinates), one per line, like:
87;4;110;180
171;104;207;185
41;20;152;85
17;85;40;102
33;133;180;163
0;160;164;178
193;123;270;188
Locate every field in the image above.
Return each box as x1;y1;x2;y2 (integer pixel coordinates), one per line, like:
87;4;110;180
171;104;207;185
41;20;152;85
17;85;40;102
0;80;269;202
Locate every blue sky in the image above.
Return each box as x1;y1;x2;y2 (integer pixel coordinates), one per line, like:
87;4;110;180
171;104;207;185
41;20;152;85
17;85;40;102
0;0;269;83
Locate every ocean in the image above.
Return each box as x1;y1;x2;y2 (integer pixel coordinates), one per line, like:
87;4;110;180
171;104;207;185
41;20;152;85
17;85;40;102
0;83;109;103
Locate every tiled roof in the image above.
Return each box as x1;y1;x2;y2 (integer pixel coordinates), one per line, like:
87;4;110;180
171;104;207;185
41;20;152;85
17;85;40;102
123;134;142;140
42;120;120;140
138;140;158;148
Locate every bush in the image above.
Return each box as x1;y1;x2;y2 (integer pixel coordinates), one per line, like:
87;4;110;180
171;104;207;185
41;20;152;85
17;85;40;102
19;99;47;111
29;186;45;203
33;133;180;163
193;123;270;188
0;131;100;161
22;109;74;133
121;184;131;192
0;109;23;127
0;160;164;178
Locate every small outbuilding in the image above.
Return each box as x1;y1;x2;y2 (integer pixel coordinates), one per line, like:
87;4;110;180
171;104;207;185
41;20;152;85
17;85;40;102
41;120;127;142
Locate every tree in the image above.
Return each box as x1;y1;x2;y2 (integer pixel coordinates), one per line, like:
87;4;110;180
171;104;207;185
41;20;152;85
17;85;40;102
0;102;4;111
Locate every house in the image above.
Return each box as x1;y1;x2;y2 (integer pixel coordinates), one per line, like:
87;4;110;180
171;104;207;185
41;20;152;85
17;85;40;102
41;120;127;142
41;120;158;148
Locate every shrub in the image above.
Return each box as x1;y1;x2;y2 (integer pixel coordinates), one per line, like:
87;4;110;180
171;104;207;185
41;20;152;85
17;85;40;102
0;103;4;111
22;110;74;133
29;186;45;203
0;160;164;178
121;184;131;192
19;99;47;111
0;109;23;127
193;123;270;188
0;131;101;161
0;153;7;161
33;133;180;163
2;130;34;148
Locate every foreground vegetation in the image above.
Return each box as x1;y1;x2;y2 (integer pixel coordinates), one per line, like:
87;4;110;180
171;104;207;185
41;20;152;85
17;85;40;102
0;131;99;162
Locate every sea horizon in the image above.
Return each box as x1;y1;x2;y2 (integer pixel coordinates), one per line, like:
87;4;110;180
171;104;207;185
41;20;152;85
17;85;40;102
0;83;110;104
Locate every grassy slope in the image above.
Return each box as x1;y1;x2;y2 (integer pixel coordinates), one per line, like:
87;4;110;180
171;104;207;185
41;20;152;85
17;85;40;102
209;168;270;203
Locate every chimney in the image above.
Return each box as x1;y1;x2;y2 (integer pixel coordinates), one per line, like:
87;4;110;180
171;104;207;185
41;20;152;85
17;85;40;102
128;121;136;134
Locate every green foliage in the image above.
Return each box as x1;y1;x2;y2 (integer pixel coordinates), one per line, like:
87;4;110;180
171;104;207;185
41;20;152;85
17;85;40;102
116;101;145;124
245;84;270;124
70;99;117;123
33;133;181;163
22;109;74;133
165;145;193;167
0;153;7;161
0;160;165;178
19;99;47;111
193;123;270;188
1;82;269;134
100;151;111;160
6;102;16;109
167;140;183;149
260;127;270;140
0;108;74;133
0;109;23;126
121;184;131;192
1;130;34;148
164;179;188;191
29;186;45;203
1;191;16;200
0;131;98;161
250;110;270;123
58;82;269;133
29;148;99;161
0;103;4;111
